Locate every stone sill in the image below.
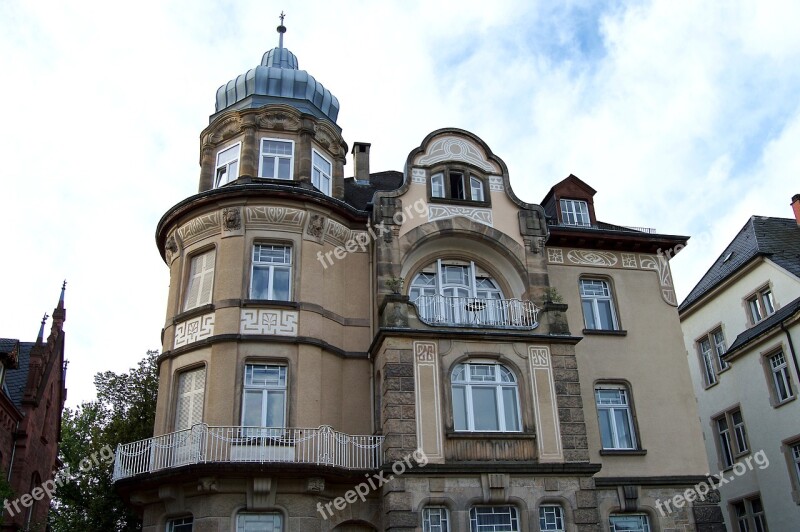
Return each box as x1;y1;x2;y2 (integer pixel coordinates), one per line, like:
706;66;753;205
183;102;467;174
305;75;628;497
445;431;536;440
599;449;647;456
582;329;627;337
173;304;215;324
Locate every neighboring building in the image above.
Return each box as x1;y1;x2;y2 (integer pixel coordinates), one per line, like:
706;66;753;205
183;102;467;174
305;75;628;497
114;20;720;532
1;286;69;531
678;198;800;531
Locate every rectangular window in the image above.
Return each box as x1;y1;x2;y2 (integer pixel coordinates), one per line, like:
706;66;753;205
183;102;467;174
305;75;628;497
166;516;193;532
449;171;466;200
469;506;519;532
768;351;794;403
242;364;287;432
714;407;748;468
747;287;775;324
311;150;332;196
539;505;565;531
259;139;293;180
609;515;651;532
431;173;445;198
183;249;216;311
697;328;727;387
470;175;485;202
580;279;618;330
236;513;282;532
595;386;637;449
175;367;205;431
792;442;800;487
731;496;768;532
422;507;450;532
250;245;292;301
699;339;718;386
215;143;240;188
559;198;591;226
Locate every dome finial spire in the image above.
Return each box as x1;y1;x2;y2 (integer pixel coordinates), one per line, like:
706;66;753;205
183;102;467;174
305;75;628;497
277;11;287;49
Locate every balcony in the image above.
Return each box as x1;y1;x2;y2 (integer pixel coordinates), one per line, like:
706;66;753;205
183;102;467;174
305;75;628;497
412;295;539;329
113;425;383;481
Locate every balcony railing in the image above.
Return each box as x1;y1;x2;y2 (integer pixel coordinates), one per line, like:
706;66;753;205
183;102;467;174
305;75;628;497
113;425;383;481
412;295;539;329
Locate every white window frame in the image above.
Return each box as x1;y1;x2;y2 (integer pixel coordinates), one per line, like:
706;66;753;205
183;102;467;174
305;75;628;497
559;198;591;226
431;173;445;198
469;506;519;532
470;175;485;202
241;364;287;433
215;142;241;188
451;362;521;432
595;385;637;450
609;514;651;532
539;505;565;531
183;249;216;311
747;287;776;324
311;149;332;196
697;328;728;387
579;278;619;331
422;506;450;532
236;512;283;532
250;244;292;301
166;516;193;532
768;350;794;403
174;367;206;431
258;138;294;180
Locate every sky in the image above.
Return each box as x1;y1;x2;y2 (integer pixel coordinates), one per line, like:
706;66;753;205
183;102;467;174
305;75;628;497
1;0;798;407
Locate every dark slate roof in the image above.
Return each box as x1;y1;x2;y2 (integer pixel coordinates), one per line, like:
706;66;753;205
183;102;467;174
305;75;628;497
343;171;404;211
679;216;800;312
2;340;33;408
725;295;800;356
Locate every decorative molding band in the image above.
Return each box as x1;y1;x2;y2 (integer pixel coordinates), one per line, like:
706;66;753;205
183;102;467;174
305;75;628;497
566;250;619;267
240;309;298;336
178;212;220;246
640;254;677;306
428;205;493;226
489;176;504;191
325;219;350;246
245;207;306;229
415;135;499;173
411;168;427;184
174;313;215;349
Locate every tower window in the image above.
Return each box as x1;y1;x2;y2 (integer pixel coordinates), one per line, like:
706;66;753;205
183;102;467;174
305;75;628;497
259;139;293;180
312;150;332;196
250;244;292;301
429;169;487;203
215;143;241;188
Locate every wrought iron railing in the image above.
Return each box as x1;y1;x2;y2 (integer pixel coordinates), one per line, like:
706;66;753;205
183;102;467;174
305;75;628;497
113;425;383;481
412;295;539;329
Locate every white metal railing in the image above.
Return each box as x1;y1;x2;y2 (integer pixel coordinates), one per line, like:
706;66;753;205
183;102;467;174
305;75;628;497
412;295;539;329
113;425;383;481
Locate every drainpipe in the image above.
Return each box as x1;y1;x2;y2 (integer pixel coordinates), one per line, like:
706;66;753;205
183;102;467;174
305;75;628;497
780;320;800;386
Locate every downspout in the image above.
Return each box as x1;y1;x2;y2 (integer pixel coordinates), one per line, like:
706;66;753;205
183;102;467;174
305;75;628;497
780;320;800;387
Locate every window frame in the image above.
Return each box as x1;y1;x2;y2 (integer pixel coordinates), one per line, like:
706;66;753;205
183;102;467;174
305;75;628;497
594;383;639;451
559;198;591;227
579;278;620;331
451;362;522;433
765;349;795;405
695;327;729;387
427;166;490;205
173;366;206;432
538;504;565;531
215;142;241;188
422;506;450;532
166;516;193;532
783;436;800;505
713;406;749;469
469;505;519;532
183;248;216;312
249;243;293;301
609;514;651;532
241;363;288;432
729;495;768;532
311;148;332;196
235;511;283;532
257;138;294;181
746;286;776;325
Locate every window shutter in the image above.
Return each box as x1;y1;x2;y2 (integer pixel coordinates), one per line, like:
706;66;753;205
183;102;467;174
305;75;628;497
184;250;215;310
175;367;206;431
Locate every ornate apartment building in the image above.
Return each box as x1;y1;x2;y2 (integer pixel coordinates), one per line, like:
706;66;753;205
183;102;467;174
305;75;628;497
679;200;800;531
113;21;722;532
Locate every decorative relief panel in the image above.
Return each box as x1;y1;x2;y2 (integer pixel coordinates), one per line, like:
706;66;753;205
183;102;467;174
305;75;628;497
415;136;499;173
566;250;618;267
489;176;504;191
622;253;637;268
428;205;493;226
411;168;426;184
256;110;301;131
208;116;243;143
413;341;444;463
240;309;298;336
527;346;563;462
639;254;678;306
174;313;215;349
178;212;221;246
324;219;350;246
547;248;564;264
245;207;305;229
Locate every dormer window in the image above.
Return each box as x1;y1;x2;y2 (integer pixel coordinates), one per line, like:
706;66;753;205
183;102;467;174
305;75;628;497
430;169;487;203
312;149;332;196
215;143;241;188
559;198;591;226
259;139;293;180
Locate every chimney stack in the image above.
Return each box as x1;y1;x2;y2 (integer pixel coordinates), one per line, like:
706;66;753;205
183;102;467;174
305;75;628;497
792;194;800;225
352;142;371;183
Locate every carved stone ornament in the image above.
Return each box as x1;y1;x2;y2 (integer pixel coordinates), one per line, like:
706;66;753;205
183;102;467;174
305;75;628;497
222;207;241;231
306;477;325;493
165;235;178;253
306;213;326;238
256;110;301;131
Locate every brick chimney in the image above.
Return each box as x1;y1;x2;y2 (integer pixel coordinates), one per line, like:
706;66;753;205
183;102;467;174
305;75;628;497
793;194;800;225
352;142;371;183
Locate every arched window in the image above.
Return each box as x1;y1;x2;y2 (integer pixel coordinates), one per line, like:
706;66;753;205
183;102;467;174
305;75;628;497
451;362;520;432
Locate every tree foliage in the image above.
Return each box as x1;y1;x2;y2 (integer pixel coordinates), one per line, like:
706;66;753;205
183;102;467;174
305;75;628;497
49;350;158;532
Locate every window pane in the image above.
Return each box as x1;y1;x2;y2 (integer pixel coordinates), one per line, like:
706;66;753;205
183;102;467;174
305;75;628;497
470;176;484;202
453;385;467;430
762;290;775;315
609;515;650;532
261;156;276;178
470;506;518;532
266;391;285;427
449;172;465;199
582;300;597;329
597;409;614;449
423;507;449;532
502;387;520;431
431;174;444;198
596;300;615;329
272;268;291;301
251;265;271;299
613;409;634;448
472;387;499;431
167;517;194;532
277;157;291;179
236;512;283;532
539;505;564;531
243;390;262;426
